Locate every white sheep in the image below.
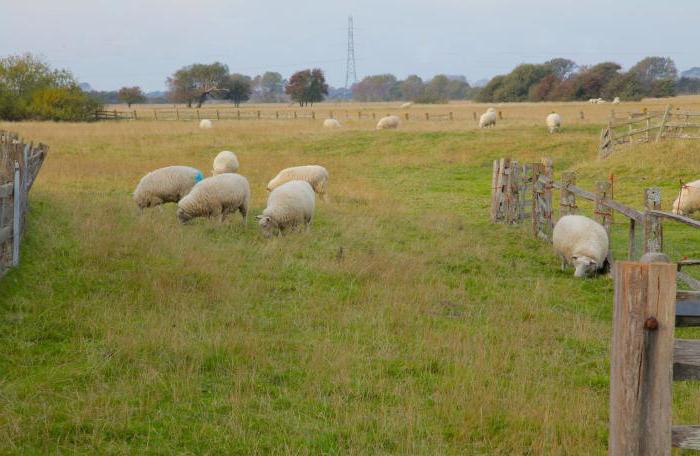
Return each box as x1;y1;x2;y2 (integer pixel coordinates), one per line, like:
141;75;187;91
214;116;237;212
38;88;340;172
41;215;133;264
546;112;561;133
376;115;400;130
256;180;315;237
400;102;413;109
199;119;213;129
479;110;497;128
596;99;607;104
588;99;597;104
133;166;204;210
212;150;239;175
267;165;329;201
323;118;341;128
672;180;700;216
612;97;621;104
176;173;250;224
553;215;609;278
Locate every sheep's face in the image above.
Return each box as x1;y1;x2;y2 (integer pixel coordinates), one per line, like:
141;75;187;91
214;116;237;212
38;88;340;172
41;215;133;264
176;208;191;224
572;256;598;278
256;215;278;237
134;194;162;209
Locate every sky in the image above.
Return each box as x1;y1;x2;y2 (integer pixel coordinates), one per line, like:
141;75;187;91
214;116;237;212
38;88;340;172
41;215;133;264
1;0;698;92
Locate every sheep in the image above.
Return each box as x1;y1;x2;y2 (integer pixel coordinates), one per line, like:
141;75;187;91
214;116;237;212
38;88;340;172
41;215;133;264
672;179;700;216
266;165;329;201
256;180;315;237
553;215;609;278
212;150;239;175
546;112;561;133
323;118;341;128
612;97;621;104
176;173;250;224
400;102;413;109
133;165;204;210
199;119;213;129
596;99;607;104
479;110;497;128
588;98;598;104
376;115;400;130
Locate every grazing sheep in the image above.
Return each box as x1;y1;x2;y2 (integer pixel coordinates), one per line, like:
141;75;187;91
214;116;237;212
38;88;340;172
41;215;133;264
133;166;204;210
612;97;621;104
596;99;607;104
588;98;597;103
546;112;561;133
267;165;329;201
479;110;497;128
256;180;315;237
199;119;213;129
672;179;700;216
323;118;341;128
553;215;609;278
177;173;250;224
400;102;413;109
212;150;239;175
376;115;400;130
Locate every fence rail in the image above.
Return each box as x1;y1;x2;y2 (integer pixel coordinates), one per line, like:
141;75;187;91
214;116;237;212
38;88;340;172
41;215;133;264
0;131;47;277
94;107;457;122
599;105;700;158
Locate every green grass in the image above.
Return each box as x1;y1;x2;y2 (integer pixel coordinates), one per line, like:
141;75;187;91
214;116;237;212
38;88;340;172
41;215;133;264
0;120;698;454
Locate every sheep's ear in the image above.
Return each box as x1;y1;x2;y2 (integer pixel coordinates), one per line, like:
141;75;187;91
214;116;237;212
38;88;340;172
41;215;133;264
255;215;263;220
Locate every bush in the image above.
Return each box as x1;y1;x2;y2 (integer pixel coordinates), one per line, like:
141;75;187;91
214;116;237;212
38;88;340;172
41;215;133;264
29;86;101;121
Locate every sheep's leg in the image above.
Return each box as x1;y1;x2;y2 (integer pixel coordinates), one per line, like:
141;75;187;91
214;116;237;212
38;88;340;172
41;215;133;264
560;255;567;271
240;206;248;225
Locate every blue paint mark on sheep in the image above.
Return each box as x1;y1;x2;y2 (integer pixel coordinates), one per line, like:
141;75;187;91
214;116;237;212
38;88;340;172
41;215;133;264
194;170;204;183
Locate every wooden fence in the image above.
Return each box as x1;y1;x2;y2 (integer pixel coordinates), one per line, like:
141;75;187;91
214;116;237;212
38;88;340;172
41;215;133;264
0;132;47;278
599;105;700;158
491;157;700;282
610;261;700;454
94;107;456;122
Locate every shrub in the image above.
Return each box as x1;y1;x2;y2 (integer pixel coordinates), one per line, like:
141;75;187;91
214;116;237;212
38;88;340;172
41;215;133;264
29;86;101;121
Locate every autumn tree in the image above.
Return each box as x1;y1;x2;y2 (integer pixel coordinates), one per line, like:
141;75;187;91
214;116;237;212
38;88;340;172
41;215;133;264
117;86;146;107
285;68;328;106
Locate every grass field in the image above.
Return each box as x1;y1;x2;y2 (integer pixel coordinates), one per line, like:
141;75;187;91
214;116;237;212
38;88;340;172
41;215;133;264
1;99;700;454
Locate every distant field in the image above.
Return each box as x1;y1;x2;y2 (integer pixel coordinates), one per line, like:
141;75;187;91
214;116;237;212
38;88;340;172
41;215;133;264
1;98;700;453
107;94;700;126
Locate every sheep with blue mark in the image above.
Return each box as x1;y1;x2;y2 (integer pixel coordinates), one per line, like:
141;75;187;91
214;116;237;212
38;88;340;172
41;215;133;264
177;173;250;224
133;165;204;211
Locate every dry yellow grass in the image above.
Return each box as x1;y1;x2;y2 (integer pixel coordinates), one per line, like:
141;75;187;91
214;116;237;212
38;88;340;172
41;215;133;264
0;99;699;453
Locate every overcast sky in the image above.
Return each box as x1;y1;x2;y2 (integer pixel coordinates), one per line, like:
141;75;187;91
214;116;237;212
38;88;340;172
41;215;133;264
1;0;697;91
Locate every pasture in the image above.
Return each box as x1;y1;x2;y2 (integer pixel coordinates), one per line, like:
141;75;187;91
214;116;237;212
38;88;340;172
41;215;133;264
1;98;700;454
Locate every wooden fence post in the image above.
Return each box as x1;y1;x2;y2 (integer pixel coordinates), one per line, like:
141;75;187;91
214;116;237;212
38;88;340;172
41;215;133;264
176;108;179;120
595;181;613;234
425;113;429;121
275;111;279;119
644;188;663;253
372;113;376;120
473;112;477;121
312;111;315;120
449;112;453;121
153;109;157;120
580;111;584;120
11;161;20;267
237;110;241;120
358;111;361;120
655;105;672;142
559;172;577;216
133;110;137;120
257;111;261;120
609;261;676;456
405;113;409;121
628;219;637;260
508;161;520;223
518;163;532;221
216;110;220;120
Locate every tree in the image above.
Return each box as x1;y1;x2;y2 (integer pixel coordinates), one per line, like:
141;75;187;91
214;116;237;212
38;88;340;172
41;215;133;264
528;74;560;101
285;68;328;106
629;57;678;88
117;86;146;107
254;71;285;102
476;75;506;102
351;74;399;102
223;74;252;107
166;62;229;107
545;58;577;79
0;53;101;121
445;75;471;100
677;77;700;94
573;62;622;100
601;72;644;101
399;75;424;101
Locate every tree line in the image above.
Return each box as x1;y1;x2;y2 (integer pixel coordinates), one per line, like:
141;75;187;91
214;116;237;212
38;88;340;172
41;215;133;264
476;56;697;102
350;74;476;103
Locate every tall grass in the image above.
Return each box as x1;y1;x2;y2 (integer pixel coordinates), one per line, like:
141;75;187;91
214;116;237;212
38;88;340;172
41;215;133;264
0;112;698;454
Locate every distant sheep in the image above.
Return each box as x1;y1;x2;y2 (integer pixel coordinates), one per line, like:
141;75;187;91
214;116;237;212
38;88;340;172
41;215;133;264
376;115;400;130
479;110;497;128
596;99;607;104
400;102;414;109
612;97;621;104
256;180;315;237
133;165;204;210
323;118;341;128
553;215;609;278
177;173;250;224
212;150;239;175
672;179;700;217
546;112;561;133
267;165;329;201
199;119;213;129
